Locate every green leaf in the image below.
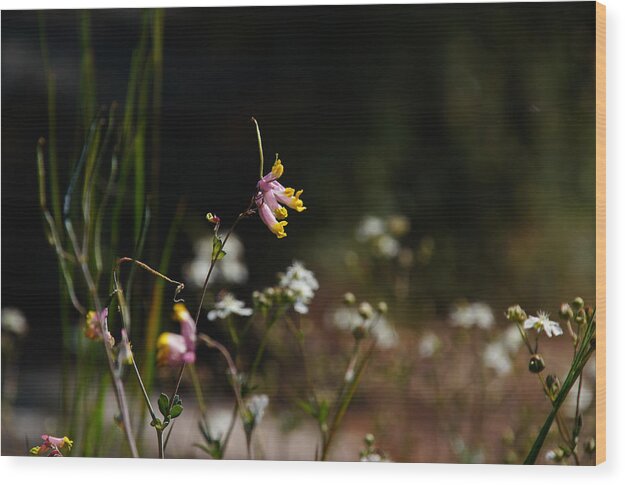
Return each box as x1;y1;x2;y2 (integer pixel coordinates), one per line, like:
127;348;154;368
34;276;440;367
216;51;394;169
170;404;183;418
212;235;226;261
318;400;330;425
295;399;315;416
158;393;169;417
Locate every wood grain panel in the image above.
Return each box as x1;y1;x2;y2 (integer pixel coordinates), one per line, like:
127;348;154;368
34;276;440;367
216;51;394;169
595;0;606;466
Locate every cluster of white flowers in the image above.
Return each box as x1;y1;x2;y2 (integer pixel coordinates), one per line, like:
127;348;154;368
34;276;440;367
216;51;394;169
360;452;387;462
278;261;319;314
1;307;28;336
355;215;410;260
418;331;441;358
482;325;523;376
185;234;249;288
328;306;398;349
450;302;495;330
245;394;269;427
207;292;253;321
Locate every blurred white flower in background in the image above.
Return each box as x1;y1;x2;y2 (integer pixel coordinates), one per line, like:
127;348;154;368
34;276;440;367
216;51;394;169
481;325;523;376
563;378;594;418
246;394;269;427
355;215;410;260
1;307;28;336
450;302;495;329
418;331;441;358
207;292;253;321
356;216;385;241
360;452;385;462
545;449;558;462
500;324;523;353
279;261;319;314
375;234;400;258
185;233;248;288
482;341;513;376
328;307;398;349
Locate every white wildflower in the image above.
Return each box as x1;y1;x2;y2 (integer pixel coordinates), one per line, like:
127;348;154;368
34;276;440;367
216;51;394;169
376;234;400;258
450;302;495;329
1;307;28;335
246;394;269;427
418;332;441;358
356;216;385;242
545;450;557;462
185;234;248;287
482;341;513;376
360;453;383;462
370;318;398;349
523;311;563;337
279;261;319;314
501;324;523;353
328;307;397;349
207;293;253;321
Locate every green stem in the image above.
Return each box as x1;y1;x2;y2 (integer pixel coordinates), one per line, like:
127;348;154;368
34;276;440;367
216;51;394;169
321;342;376;461
251;117;264;178
157;429;164;459
189;363;207;416
524;314;596;464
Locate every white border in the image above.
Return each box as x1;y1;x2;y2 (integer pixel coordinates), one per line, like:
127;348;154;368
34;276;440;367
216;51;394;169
1;1;623;483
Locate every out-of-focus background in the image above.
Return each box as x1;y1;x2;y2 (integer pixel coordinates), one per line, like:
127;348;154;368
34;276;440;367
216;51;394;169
2;3;596;463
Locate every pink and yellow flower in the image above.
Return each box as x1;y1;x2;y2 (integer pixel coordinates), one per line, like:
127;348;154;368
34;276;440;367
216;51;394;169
30;434;73;457
256;158;306;239
84;308;115;346
156;303;196;366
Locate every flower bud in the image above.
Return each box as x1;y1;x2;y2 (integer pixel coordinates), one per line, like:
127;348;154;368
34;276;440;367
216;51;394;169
343;292;357;305
364;433;375;447
572;297;585;311
584;438;596;454
559;303;574;321
528;354;545;374
358;302;374;320
546;374;561;395
506;305;527;324
206;212;221;225
377;301;388;314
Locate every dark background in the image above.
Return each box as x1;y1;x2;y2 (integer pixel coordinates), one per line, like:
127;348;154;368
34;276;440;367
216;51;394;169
2;2;596;338
1;3;597;461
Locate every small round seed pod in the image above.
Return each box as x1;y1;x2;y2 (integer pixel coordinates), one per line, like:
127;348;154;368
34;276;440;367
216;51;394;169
529;354;546;374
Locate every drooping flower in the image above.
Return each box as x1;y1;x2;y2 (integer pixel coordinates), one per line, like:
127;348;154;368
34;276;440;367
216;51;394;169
207;292;253;321
278;261;319;314
117;328;134;366
255;158;306;239
84;308;115;345
523;311;563;338
30;434;73;457
156;303;196;366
